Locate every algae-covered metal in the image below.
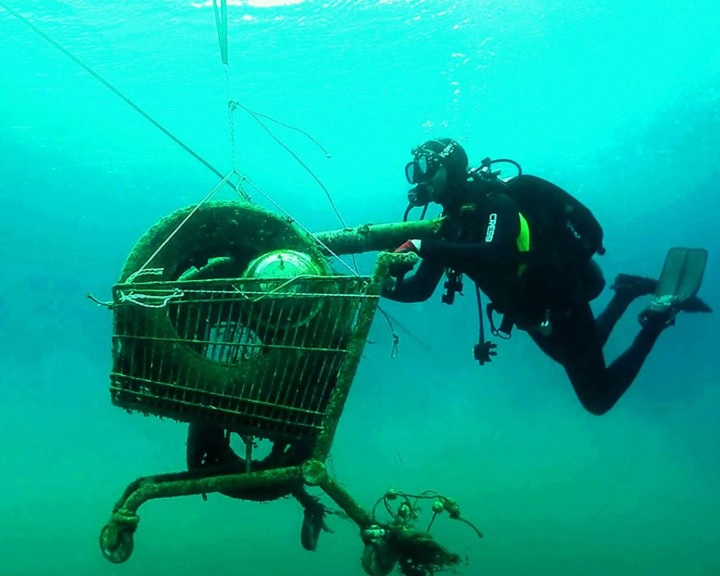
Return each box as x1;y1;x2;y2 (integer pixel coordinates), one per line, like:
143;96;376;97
99;201;479;575
314;217;444;256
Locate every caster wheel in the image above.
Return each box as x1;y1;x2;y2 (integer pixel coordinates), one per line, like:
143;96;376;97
361;540;397;576
99;523;135;564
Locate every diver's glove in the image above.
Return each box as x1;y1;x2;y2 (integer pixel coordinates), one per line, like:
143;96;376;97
381;275;399;297
382;240;421;297
395;239;422;254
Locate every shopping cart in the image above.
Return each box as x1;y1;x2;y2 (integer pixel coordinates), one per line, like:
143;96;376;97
98;200;479;575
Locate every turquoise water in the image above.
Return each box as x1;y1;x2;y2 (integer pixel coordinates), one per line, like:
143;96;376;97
1;1;719;575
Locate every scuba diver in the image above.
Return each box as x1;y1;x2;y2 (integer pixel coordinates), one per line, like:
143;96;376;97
383;138;712;415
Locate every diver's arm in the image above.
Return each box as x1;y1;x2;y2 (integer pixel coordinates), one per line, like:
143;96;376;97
419;240;508;270
382;257;445;302
419;193;520;269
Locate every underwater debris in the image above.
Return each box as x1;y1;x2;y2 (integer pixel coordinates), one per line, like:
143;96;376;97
95;196;479;575
360;489;482;576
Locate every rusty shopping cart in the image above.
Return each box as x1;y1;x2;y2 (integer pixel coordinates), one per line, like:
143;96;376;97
97;200;480;576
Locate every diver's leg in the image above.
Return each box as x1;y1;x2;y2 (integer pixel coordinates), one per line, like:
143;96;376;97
639;247;711;326
528;327;568;365
600;259;712;346
539;303;664;415
595;274;657;347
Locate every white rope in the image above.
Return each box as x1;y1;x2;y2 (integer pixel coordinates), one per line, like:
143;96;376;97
118;288;185;308
225;68;240;178
240;174;360;277
125;267;164;283
229;275;370;303
131;171;234;277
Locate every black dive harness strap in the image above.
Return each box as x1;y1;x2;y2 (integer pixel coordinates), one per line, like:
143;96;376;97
485;300;515;341
475;285;555;366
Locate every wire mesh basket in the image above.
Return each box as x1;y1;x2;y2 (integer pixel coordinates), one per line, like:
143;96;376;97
110;273;379;442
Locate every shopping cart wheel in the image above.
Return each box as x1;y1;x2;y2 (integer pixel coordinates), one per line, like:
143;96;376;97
99;522;135;564
361;539;397;576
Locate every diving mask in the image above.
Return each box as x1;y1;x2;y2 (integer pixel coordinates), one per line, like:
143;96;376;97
404;140;457;185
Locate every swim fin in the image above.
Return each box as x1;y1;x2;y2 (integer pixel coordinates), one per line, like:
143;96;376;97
639;247;709;329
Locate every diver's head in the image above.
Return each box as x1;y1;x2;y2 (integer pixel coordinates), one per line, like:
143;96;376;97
405;138;469;206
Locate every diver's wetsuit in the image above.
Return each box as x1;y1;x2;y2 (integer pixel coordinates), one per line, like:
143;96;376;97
384;175;664;415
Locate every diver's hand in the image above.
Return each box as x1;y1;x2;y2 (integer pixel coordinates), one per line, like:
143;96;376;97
382;253;418;297
382;275;399;296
